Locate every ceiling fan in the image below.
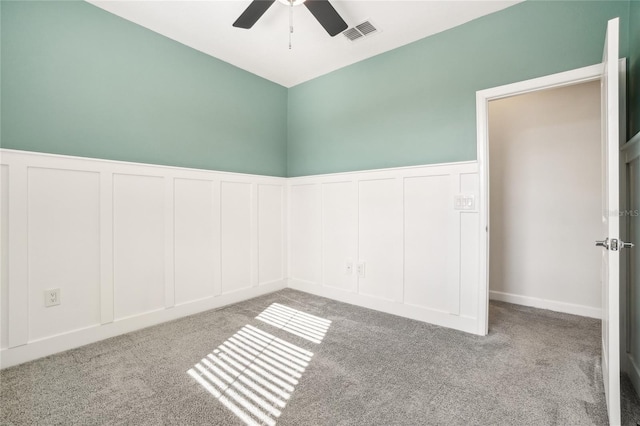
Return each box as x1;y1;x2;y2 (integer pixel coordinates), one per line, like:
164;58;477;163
233;0;348;37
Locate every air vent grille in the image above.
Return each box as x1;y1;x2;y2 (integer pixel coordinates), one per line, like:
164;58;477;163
355;21;377;36
342;20;378;42
343;27;363;41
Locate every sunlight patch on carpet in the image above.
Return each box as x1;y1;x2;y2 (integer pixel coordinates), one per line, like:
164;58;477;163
188;324;321;426
256;303;332;343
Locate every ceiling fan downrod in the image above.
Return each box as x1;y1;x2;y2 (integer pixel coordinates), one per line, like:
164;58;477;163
289;0;294;49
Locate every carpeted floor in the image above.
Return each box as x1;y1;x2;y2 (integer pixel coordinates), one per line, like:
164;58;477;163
622;373;640;426
1;289;638;425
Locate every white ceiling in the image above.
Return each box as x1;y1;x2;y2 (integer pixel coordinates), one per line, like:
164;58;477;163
88;0;522;87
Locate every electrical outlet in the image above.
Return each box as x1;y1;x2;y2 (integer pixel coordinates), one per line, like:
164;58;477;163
357;262;366;278
345;261;353;275
44;288;61;307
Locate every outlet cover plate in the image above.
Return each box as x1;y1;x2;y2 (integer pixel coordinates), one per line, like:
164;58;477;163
44;288;61;307
346;261;353;275
357;262;366;278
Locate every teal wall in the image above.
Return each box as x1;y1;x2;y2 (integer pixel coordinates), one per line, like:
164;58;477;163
287;1;630;176
1;1;288;177
1;1;633;177
629;0;640;138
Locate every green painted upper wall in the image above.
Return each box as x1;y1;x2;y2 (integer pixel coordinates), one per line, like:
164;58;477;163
629;0;640;138
287;0;630;177
1;1;288;177
1;1;633;177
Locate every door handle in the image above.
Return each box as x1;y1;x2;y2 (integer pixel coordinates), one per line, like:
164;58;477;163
596;238;635;251
621;241;635;250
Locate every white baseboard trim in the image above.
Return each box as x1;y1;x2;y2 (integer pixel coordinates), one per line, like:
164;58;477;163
489;290;601;319
0;281;286;369
289;279;479;335
626;353;640;398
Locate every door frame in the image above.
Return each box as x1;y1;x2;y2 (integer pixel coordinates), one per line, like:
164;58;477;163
621;131;640;393
475;59;626;336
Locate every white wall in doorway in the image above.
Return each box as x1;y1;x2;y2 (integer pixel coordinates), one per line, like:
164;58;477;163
488;81;602;318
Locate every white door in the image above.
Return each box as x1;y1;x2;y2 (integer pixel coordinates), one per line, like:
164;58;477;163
598;17;620;426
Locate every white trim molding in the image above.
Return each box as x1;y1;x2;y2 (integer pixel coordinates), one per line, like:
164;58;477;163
1;281;285;369
287;161;482;336
2;133;624;368
476;61;627;336
0;149;287;368
489;291;601;319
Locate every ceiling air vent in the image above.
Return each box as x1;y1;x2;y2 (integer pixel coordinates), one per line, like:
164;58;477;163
343;27;363;41
342;20;378;42
355;21;377;36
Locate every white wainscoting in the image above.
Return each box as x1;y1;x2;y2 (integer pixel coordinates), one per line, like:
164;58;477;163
0;149;287;368
287;162;481;334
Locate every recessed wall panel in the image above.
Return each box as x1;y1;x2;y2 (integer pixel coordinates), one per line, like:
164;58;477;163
221;182;252;293
322;182;356;292
290;184;321;284
404;175;452;311
460;173;478;194
460;212;480;319
28;168;101;340
174;178;216;304
113;174;165;319
258;184;283;285
459;173;480;318
358;178;403;301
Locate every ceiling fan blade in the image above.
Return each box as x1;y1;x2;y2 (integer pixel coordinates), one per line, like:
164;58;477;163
233;0;276;29
304;0;348;37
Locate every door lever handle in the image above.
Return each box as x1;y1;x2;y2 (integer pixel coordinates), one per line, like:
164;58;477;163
595;238;634;251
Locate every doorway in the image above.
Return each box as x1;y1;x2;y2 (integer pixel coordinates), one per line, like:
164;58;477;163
475;63;604;336
475;50;626;424
487;81;602;318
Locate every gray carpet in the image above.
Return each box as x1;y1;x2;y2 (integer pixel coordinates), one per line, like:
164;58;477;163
622;373;640;426
0;289;636;425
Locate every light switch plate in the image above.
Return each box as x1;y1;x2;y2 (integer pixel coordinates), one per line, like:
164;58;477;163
454;194;476;211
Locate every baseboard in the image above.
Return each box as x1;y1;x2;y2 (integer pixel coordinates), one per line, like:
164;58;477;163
626;353;640;398
289;279;479;335
0;281;286;369
489;290;601;319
